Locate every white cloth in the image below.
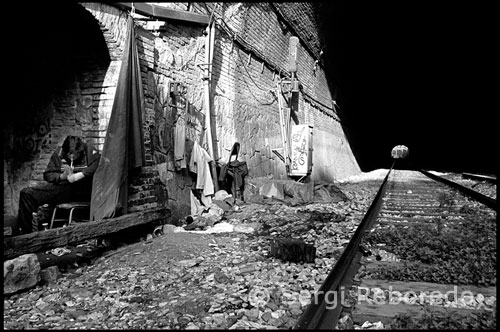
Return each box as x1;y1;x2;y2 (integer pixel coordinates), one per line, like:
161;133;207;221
214;190;231;201
190;190;205;216
200;193;212;207
189;141;214;198
187;222;234;234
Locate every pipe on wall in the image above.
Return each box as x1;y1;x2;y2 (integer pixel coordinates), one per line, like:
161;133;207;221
203;21;219;192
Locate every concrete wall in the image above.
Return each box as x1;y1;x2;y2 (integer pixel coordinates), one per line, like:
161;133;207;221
312;128;360;183
191;2;361;180
4;2;360;226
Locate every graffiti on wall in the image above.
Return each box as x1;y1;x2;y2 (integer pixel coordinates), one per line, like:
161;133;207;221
289;125;312;176
290;126;307;171
8;118;53;163
20;119;52;154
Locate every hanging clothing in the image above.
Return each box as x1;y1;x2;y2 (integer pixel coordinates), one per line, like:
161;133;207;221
219;161;248;190
219;160;248;200
189;141;214;204
174;116;187;170
90;15;146;221
218;142;247;200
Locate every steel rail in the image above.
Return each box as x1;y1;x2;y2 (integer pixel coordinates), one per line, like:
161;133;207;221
419;169;497;211
294;161;395;330
462;172;497;184
295;164;495;329
295;165;495;329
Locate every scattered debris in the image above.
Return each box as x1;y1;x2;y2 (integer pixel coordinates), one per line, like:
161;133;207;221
360;321;384;329
3;180;384;329
48;248;72;257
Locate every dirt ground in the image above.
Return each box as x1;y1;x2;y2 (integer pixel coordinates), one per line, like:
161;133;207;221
4;180;384;330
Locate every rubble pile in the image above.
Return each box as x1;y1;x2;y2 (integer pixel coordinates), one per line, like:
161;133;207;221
3;180;383;330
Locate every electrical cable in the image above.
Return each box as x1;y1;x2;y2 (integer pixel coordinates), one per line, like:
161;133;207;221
235;48;277;106
212;9;339;119
236;49;272;93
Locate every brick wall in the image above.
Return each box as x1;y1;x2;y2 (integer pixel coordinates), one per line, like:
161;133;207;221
82;3;166;214
100;1;361;218
3;3;115;216
4;2;361;224
191;2;360;179
80;2;129;151
80;4;211;220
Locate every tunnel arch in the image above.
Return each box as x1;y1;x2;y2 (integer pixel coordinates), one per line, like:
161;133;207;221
3;2;130;217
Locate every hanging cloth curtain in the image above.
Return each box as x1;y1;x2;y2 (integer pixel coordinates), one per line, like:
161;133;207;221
90;15;146;221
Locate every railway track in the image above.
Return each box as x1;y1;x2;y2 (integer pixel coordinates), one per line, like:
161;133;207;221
295;164;497;329
461;172;497;184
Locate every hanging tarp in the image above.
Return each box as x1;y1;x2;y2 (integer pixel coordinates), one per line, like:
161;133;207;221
90;15;146;221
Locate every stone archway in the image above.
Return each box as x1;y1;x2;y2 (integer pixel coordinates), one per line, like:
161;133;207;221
77;2;130;152
3;2;128;220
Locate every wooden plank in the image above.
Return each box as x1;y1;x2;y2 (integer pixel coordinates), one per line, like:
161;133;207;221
360;279;497;298
381;210;464;216
115;3;209;25
384;203;447;207
3;207;170;261
375;221;462;228
361;260;435;274
352;301;489;326
376;216;465;224
361;260;405;272
380;211;467;217
375;220;435;226
383;204;446;209
386;193;436;197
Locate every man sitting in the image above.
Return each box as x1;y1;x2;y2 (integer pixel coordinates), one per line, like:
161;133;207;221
17;135;101;234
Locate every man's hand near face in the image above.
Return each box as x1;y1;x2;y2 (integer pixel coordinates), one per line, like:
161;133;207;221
60;165;73;181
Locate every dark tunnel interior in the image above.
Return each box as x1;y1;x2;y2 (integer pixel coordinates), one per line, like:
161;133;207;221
317;1;496;175
8;2;109;132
